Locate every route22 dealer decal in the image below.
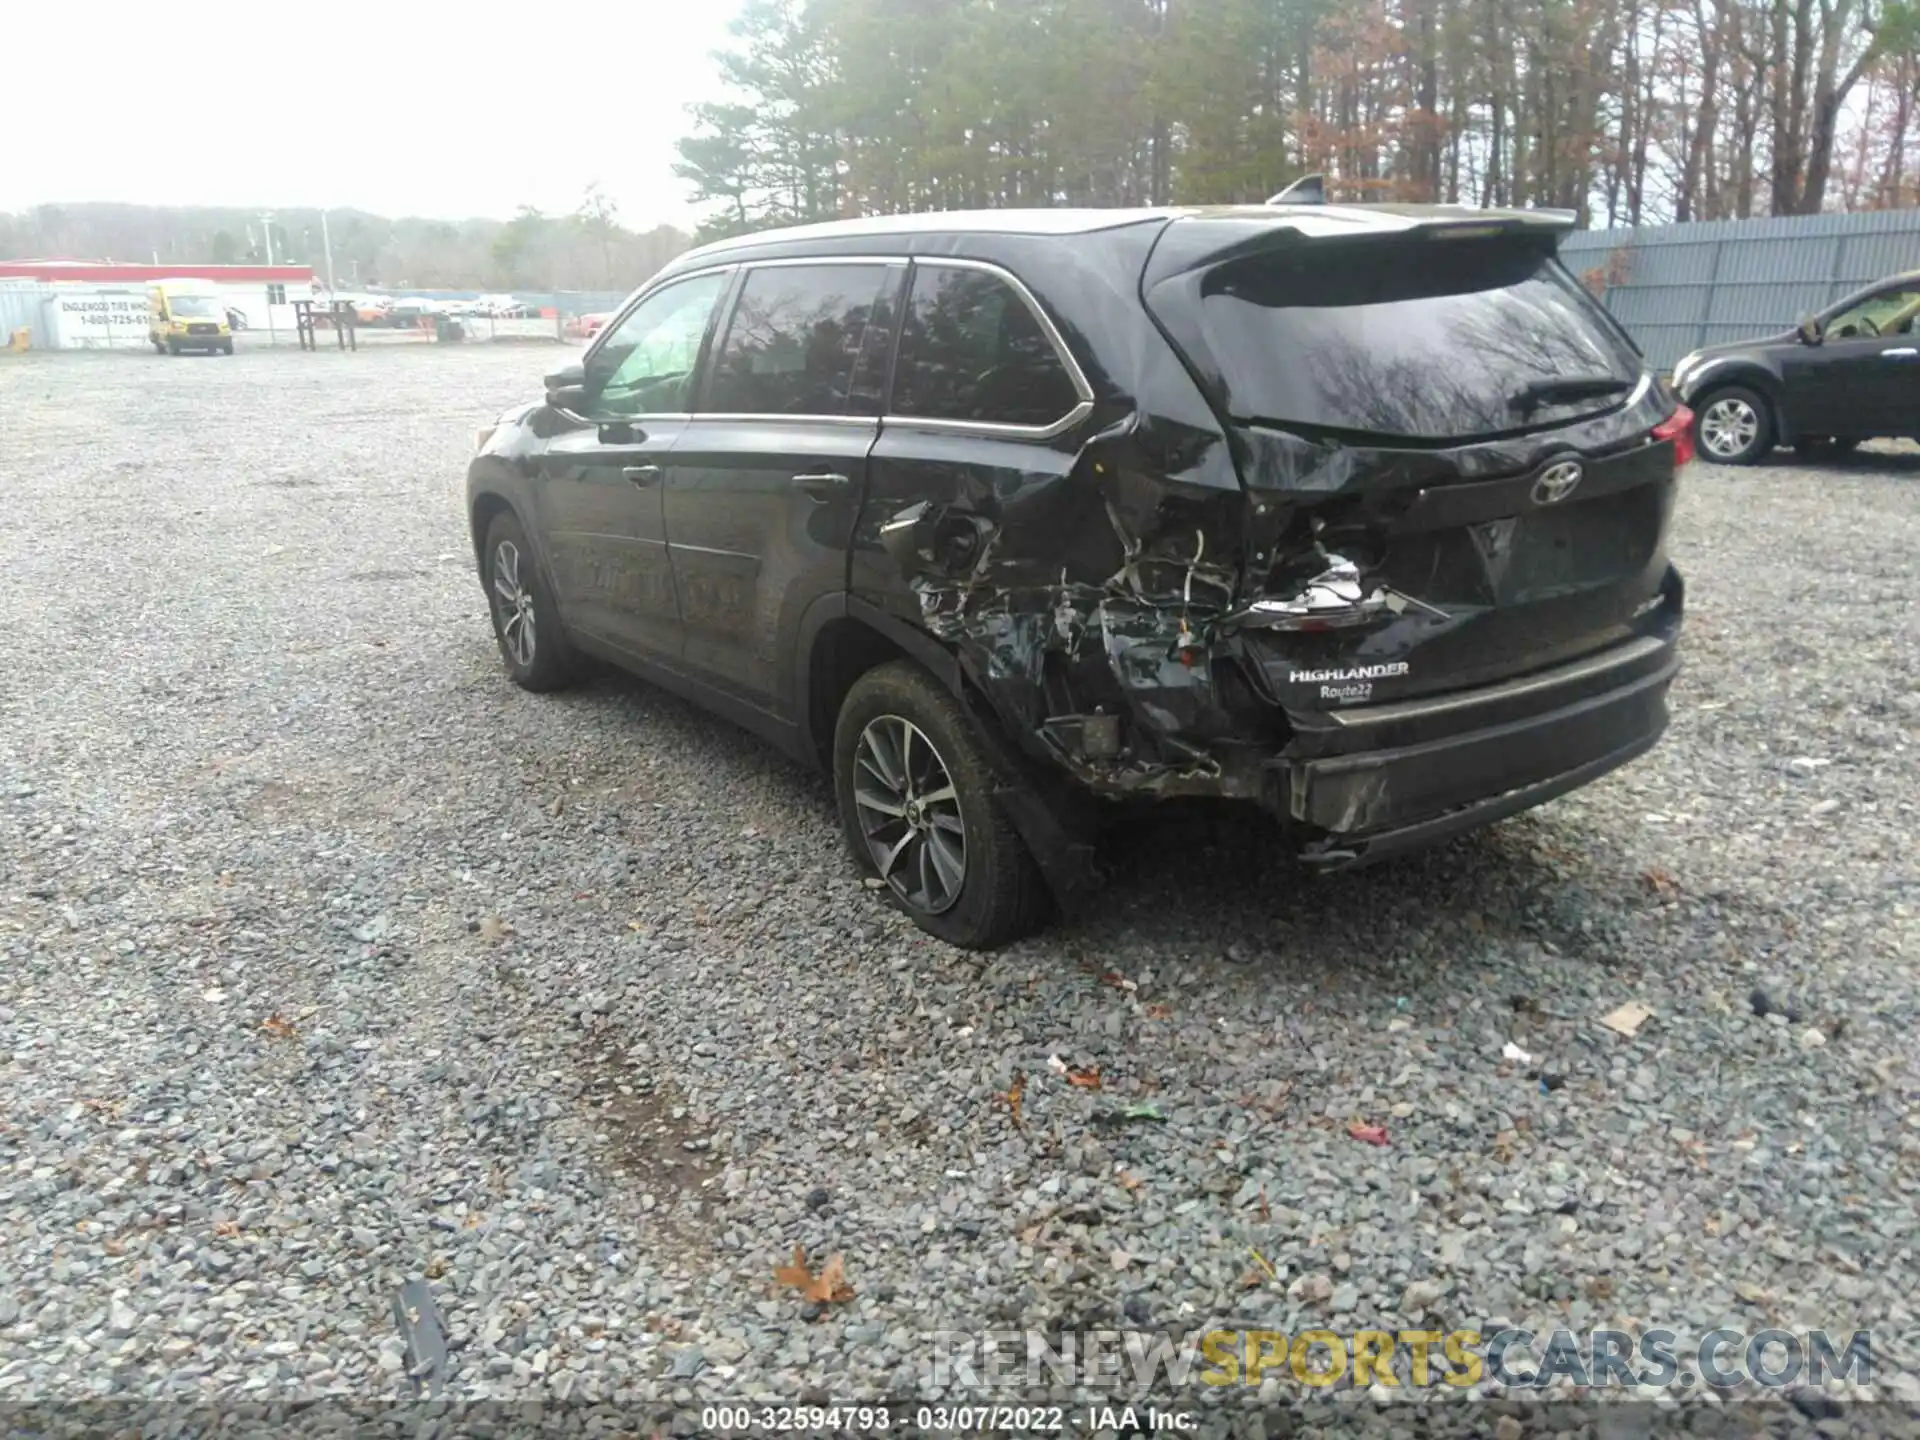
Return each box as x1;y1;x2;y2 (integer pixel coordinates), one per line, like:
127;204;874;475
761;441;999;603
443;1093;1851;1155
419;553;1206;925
1289;661;1410;703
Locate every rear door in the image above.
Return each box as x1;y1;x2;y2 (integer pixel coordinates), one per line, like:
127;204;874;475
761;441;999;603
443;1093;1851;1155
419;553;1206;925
534;269;731;660
664;260;904;715
850;258;1096;636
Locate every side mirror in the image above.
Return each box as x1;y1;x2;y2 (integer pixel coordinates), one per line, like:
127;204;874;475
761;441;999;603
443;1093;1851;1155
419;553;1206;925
544;361;588;414
1797;313;1824;346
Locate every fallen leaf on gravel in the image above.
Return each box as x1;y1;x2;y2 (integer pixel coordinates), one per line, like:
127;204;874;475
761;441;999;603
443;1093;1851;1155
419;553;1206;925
1257;1186;1271;1223
213;1220;240;1238
1143;1003;1172;1020
1099;970;1137;992
260;1014;297;1039
1347;1122;1389;1147
1599;1000;1653;1037
1642;868;1680;897
1003;1071;1025;1130
1117;1170;1144;1191
773;1246;854;1303
1247;1247;1278;1281
1066;1066;1102;1090
477;916;515;943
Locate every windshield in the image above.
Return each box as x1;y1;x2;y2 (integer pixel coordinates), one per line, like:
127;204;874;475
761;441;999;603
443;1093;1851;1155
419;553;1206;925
1196;241;1641;442
167;295;222;318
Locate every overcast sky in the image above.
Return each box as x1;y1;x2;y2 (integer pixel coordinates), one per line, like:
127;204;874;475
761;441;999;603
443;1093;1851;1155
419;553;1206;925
0;0;741;229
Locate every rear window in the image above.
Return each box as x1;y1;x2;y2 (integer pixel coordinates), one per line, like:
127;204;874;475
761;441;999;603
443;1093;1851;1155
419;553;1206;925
1193;242;1639;442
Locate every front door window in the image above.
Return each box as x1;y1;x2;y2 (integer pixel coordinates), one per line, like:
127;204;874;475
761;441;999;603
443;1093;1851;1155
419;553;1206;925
588;273;730;418
1825;286;1920;341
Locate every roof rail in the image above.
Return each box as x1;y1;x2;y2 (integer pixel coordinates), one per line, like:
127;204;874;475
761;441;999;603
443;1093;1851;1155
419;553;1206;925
1265;174;1326;206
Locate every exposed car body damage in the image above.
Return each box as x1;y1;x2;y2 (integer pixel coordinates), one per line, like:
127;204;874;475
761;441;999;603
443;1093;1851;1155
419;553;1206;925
834;211;1682;863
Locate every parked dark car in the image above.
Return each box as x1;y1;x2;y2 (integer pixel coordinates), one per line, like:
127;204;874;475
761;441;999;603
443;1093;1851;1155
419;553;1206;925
1672;270;1920;463
466;203;1689;947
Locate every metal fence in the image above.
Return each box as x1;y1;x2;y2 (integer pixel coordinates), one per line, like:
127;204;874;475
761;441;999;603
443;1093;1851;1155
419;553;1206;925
1560;208;1920;372
0;283;57;349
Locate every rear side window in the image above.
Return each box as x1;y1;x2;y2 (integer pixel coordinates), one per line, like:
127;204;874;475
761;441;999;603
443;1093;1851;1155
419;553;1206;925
1191;241;1640;441
891;264;1082;428
705;264;898;416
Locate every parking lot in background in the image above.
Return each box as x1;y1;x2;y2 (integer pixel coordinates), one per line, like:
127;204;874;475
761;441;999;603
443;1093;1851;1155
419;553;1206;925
1;346;1915;1410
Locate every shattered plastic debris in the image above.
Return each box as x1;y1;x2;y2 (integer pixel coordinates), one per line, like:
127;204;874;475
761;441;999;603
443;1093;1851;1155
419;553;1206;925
1346;1122;1389;1147
1501;1041;1533;1064
391;1279;448;1397
1599;1001;1653;1038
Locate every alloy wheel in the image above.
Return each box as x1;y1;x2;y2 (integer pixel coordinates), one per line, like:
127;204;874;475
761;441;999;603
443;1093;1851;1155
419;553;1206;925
853;714;967;914
491;540;536;668
1699;397;1759;459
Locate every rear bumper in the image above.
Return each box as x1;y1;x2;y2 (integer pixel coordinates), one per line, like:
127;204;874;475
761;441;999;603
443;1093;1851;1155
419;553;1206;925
1271;606;1681;867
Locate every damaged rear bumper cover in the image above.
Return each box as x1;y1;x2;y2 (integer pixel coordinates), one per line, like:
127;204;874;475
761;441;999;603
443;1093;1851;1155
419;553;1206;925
1279;630;1681;868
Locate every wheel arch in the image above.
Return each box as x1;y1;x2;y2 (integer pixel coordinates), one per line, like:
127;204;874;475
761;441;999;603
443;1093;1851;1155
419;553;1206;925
797;596;966;772
1683;362;1785;418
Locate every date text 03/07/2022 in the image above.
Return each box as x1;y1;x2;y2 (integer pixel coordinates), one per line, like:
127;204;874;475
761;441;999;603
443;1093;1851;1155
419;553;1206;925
699;1402;1200;1433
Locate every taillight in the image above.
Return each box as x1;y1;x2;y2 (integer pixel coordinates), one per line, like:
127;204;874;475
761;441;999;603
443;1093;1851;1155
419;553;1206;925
1653;406;1695;468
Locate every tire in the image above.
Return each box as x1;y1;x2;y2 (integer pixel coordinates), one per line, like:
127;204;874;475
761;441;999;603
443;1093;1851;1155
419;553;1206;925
1693;385;1774;464
481;511;579;692
221;341;234;355
166;339;181;356
834;660;1049;949
152;339;165;355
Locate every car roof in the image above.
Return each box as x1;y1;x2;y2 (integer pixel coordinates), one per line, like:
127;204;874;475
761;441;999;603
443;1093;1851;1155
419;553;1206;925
673;202;1576;268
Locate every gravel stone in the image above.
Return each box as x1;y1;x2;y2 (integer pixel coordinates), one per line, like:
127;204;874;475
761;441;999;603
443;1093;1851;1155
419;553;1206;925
2;352;1917;1419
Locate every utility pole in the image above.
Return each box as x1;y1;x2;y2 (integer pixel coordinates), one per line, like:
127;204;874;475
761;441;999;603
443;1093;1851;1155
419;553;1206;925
260;211;276;265
320;209;338;294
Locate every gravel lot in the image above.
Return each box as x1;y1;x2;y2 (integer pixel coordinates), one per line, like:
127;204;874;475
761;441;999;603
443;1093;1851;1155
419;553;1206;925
2;347;1916;1425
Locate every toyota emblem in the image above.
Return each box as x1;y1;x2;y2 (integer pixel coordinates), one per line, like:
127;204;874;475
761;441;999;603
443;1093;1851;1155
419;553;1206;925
1531;459;1584;505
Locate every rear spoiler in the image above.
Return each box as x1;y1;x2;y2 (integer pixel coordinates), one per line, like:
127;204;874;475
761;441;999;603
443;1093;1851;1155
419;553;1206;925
1263;173;1576;235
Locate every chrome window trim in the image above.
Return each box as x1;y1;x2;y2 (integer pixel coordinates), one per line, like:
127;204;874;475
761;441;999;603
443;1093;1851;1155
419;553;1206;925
731;255;906;269
577;254;1095;439
680;413;880;430
879;400;1095;441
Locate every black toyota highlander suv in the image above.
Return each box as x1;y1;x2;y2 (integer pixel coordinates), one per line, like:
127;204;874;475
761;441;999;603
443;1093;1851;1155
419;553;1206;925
466;199;1689;948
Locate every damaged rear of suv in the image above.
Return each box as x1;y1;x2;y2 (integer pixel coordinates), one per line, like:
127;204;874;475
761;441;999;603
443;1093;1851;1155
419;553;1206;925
468;199;1687;949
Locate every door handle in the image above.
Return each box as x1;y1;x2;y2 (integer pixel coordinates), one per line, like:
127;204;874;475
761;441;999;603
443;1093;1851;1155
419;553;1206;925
1883;347;1917;358
791;470;851;501
622;464;662;487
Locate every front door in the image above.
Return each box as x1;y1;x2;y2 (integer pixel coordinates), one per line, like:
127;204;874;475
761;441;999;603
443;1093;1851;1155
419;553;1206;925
664;260;904;715
534;270;731;661
1788;282;1920;438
